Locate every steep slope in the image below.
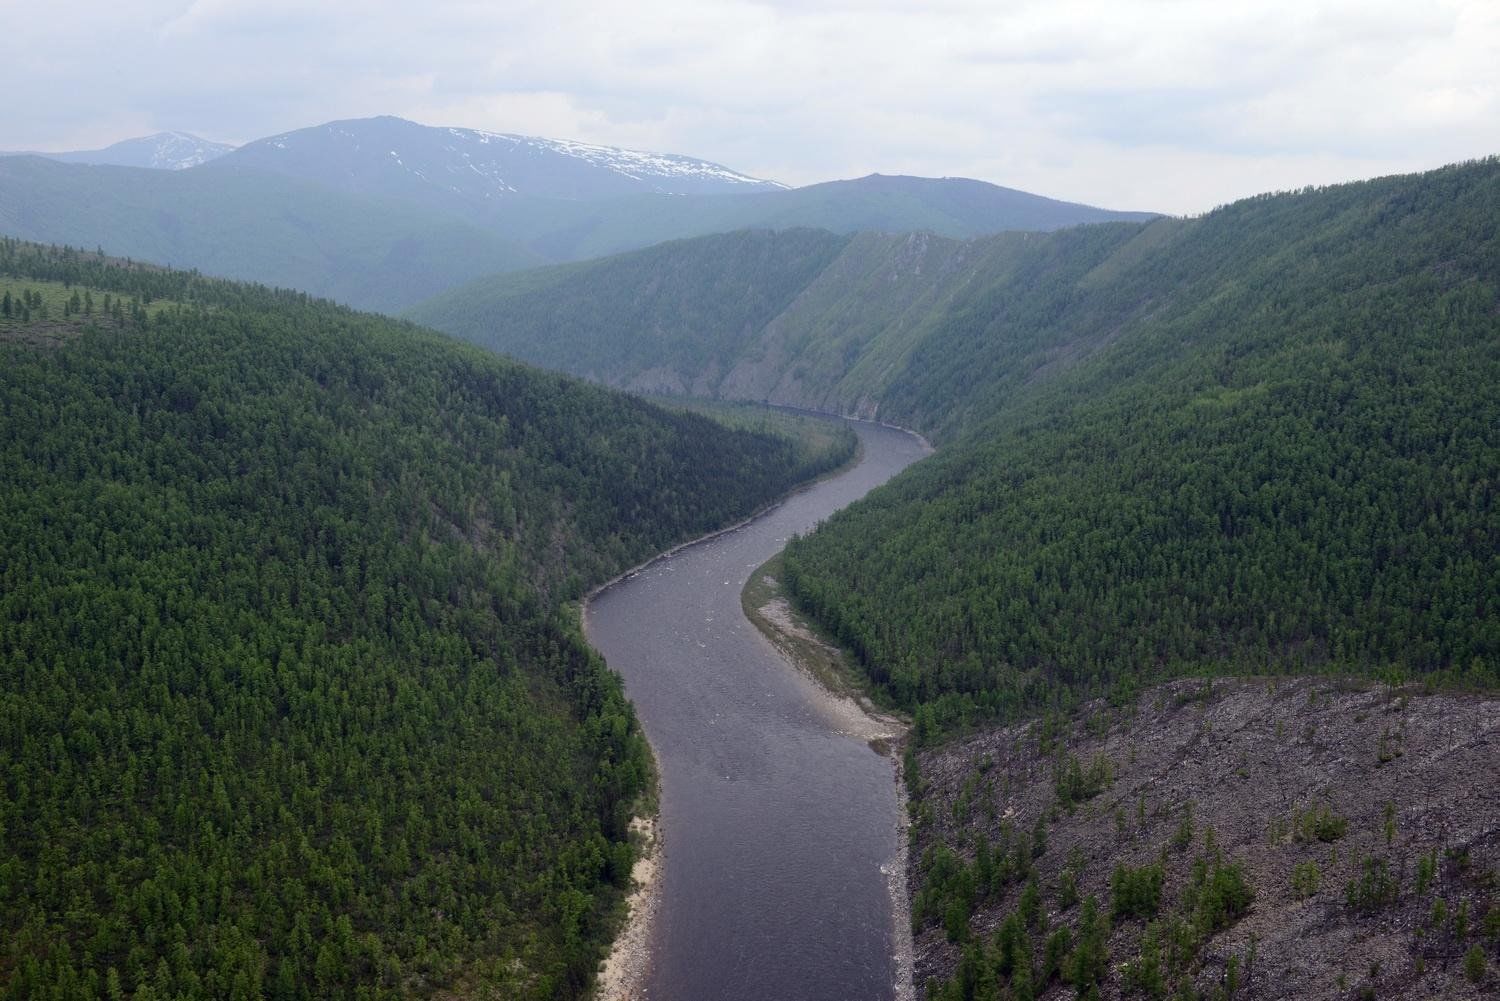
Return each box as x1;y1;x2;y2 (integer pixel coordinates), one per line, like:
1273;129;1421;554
0;156;542;311
409;221;1158;419
409;228;856;394
0;239;850;999
2;132;235;170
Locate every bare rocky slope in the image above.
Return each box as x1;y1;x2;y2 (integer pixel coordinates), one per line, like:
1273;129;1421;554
910;678;1500;1000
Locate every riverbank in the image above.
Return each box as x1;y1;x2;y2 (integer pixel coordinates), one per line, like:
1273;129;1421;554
595;814;661;1001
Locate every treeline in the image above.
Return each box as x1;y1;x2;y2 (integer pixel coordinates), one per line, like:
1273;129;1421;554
782;157;1500;737
0;241;841;998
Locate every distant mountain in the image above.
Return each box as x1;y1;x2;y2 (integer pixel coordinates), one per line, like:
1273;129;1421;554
717;172;1158;236
214;116;785;208
0;156;542;312
0;114;1158;309
210;117;1153;260
2;131;235;170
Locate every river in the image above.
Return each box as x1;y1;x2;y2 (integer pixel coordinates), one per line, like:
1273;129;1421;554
584;418;931;1001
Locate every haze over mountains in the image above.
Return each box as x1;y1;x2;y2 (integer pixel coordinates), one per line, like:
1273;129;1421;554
218;115;786;200
0;115;1155;310
0;132;235;170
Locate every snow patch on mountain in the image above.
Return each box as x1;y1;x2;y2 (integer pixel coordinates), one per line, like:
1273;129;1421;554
442;126;784;193
1;132;236;171
226;117;784;202
140;132;236;170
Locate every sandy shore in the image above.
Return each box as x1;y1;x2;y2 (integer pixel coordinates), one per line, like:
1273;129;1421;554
595;814;662;1001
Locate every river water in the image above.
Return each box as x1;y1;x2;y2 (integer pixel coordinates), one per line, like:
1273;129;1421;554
584;419;930;1001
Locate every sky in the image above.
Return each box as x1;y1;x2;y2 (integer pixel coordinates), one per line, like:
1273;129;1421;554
4;0;1496;215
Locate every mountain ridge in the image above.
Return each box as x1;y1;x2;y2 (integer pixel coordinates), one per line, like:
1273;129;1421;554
1;131;235;170
216;115;786;204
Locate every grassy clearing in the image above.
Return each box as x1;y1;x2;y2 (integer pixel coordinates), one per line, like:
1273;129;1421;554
0;276;176;345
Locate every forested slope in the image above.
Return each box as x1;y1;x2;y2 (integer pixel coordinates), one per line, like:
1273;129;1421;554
407;228;853;393
781;158;1500;732
408;223;1153;418
417;156;1500;727
0;239;850;999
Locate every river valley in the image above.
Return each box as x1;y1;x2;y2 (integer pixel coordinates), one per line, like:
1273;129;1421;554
585;418;930;1000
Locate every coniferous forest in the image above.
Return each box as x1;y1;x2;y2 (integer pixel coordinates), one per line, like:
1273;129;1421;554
780;159;1500;736
0;240;853;999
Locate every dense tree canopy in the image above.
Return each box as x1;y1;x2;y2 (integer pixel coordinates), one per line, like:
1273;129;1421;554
0;239;852;999
782;158;1500;735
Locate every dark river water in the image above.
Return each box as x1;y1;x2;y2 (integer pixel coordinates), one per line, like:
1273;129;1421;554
584;419;930;1001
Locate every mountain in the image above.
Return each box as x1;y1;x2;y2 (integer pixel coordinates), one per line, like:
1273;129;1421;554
0;238;853;998
214;117;1152;261
408;221;1154;421
0;155;543;312
782;158;1500;719
479;172;1157;263
2;131;235;170
408;228;857;392
214;115;785;207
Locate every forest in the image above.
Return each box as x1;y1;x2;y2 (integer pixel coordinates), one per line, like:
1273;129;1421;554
0;239;852;999
780;158;1500;737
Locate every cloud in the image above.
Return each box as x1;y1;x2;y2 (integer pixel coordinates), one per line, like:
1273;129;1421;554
0;0;1494;213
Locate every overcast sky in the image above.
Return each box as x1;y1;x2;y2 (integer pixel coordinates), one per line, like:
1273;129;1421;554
5;0;1496;214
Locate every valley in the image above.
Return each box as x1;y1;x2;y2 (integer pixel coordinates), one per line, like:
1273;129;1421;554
1;112;1496;1001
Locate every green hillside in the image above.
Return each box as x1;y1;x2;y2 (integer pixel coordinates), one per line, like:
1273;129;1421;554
0;239;850;999
0;158;543;312
409;228;854;389
411;218;1184;424
781;159;1500;733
